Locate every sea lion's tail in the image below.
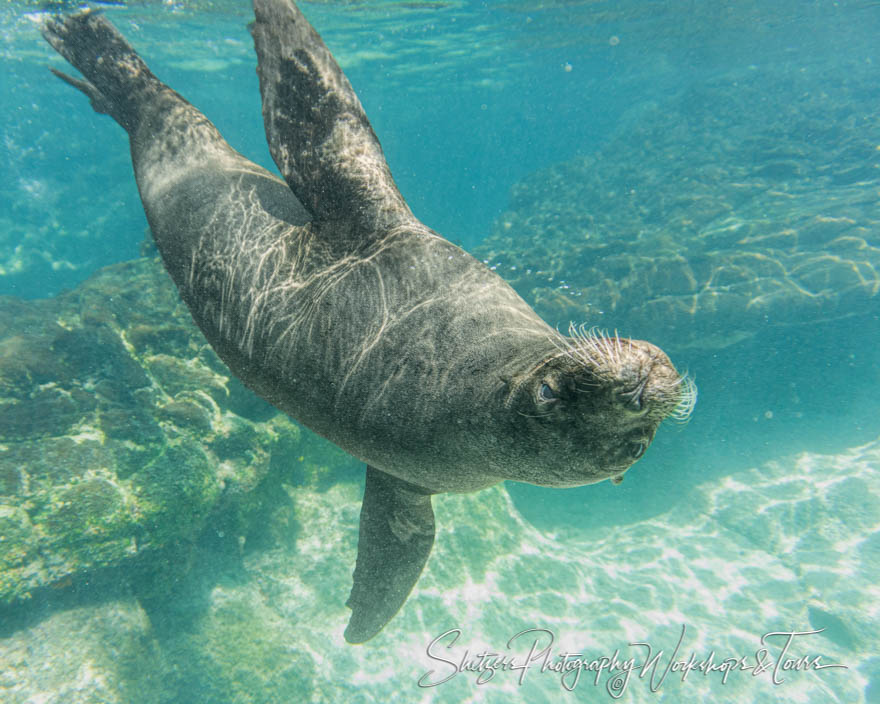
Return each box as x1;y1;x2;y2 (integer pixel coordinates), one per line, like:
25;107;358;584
42;11;166;133
250;0;416;234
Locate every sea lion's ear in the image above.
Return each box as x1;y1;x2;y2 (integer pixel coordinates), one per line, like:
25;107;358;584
344;466;435;644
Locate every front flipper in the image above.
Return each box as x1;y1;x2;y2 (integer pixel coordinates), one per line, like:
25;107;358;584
249;0;415;234
345;466;435;644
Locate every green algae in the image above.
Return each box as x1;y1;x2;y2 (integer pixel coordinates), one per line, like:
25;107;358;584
0;257;305;604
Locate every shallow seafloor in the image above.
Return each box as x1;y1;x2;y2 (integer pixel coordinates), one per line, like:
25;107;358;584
1;0;879;702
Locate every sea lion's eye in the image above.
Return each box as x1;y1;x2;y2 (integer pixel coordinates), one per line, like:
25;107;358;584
630;441;647;459
538;383;557;403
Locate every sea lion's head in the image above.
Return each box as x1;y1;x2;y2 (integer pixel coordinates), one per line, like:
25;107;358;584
502;325;695;488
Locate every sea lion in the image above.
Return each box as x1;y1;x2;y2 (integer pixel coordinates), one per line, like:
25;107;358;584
41;0;695;643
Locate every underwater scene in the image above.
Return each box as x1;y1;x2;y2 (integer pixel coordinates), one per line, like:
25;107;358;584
1;0;879;701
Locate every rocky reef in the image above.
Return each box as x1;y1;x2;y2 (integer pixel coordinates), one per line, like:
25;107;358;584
475;62;880;352
0;256;303;604
2;421;876;701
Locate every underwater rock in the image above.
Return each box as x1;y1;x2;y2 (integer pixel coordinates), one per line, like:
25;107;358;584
0;257;301;604
0;597;165;704
1;426;874;701
476;63;880;352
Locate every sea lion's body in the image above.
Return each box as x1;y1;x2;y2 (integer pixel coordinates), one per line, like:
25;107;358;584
136;100;532;495
42;0;693;643
161;167;556;495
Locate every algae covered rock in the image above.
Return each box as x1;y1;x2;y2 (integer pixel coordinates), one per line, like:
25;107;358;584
0;257;301;603
2;436;875;702
476;62;880;351
0;598;166;704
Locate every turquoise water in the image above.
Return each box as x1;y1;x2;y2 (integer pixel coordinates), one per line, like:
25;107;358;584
1;1;879;702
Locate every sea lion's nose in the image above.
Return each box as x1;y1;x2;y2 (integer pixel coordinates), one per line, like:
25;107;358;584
617;377;650;415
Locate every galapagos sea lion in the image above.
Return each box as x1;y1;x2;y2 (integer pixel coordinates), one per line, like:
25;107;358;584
41;0;695;643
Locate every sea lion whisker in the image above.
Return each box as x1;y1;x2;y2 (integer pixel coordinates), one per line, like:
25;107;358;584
548;333;585;367
567;322;608;368
572;341;600;367
555;326;601;368
574;383;599;392
516;409;553;419
621;376;648;402
613;330;625;366
669;375;698;423
599;334;614;365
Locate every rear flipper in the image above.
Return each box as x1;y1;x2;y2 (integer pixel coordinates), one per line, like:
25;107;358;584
345;466;435;644
42;11;167;132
